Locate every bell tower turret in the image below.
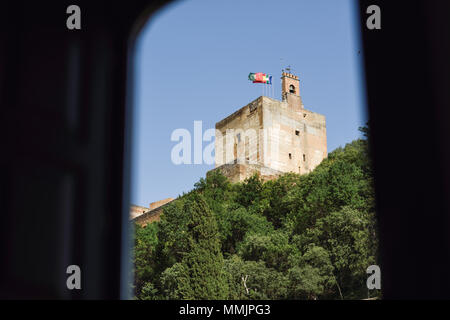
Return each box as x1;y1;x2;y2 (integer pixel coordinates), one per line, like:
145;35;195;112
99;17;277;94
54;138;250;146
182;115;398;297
281;71;303;111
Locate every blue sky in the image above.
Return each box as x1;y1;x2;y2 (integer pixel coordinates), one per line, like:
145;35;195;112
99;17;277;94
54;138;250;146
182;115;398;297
130;0;367;207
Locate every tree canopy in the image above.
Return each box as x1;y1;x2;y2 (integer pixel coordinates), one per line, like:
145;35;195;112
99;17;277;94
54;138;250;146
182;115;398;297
133;130;379;300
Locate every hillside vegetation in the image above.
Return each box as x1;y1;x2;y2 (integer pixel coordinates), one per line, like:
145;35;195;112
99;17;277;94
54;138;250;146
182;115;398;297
133;128;379;300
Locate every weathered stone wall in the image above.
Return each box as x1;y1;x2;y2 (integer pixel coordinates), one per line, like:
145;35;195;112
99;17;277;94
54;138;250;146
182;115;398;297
129;204;150;220
215;97;264;168
209;163;283;183
130;198;175;224
262;96;327;175
132;199;174;227
150;197;174;210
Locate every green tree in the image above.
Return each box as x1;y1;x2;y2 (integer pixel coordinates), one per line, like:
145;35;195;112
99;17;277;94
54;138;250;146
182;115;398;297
238;230;293;272
139;282;159;300
298;206;375;299
161;193;228;299
234;174;264;209
224;255;288;299
133;222;159;297
154;199;190;272
217;207;273;256
261;173;299;228
287;245;335;299
133;130;379;300
195;170;234;214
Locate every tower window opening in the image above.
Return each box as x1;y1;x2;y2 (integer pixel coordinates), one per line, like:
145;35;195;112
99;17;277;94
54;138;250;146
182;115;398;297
289;153;292;160
289;85;296;94
303;154;306;161
295;130;300;136
237;133;241;142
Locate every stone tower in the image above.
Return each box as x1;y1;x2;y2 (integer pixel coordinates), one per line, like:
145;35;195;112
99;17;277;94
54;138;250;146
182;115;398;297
281;71;302;111
210;71;327;183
